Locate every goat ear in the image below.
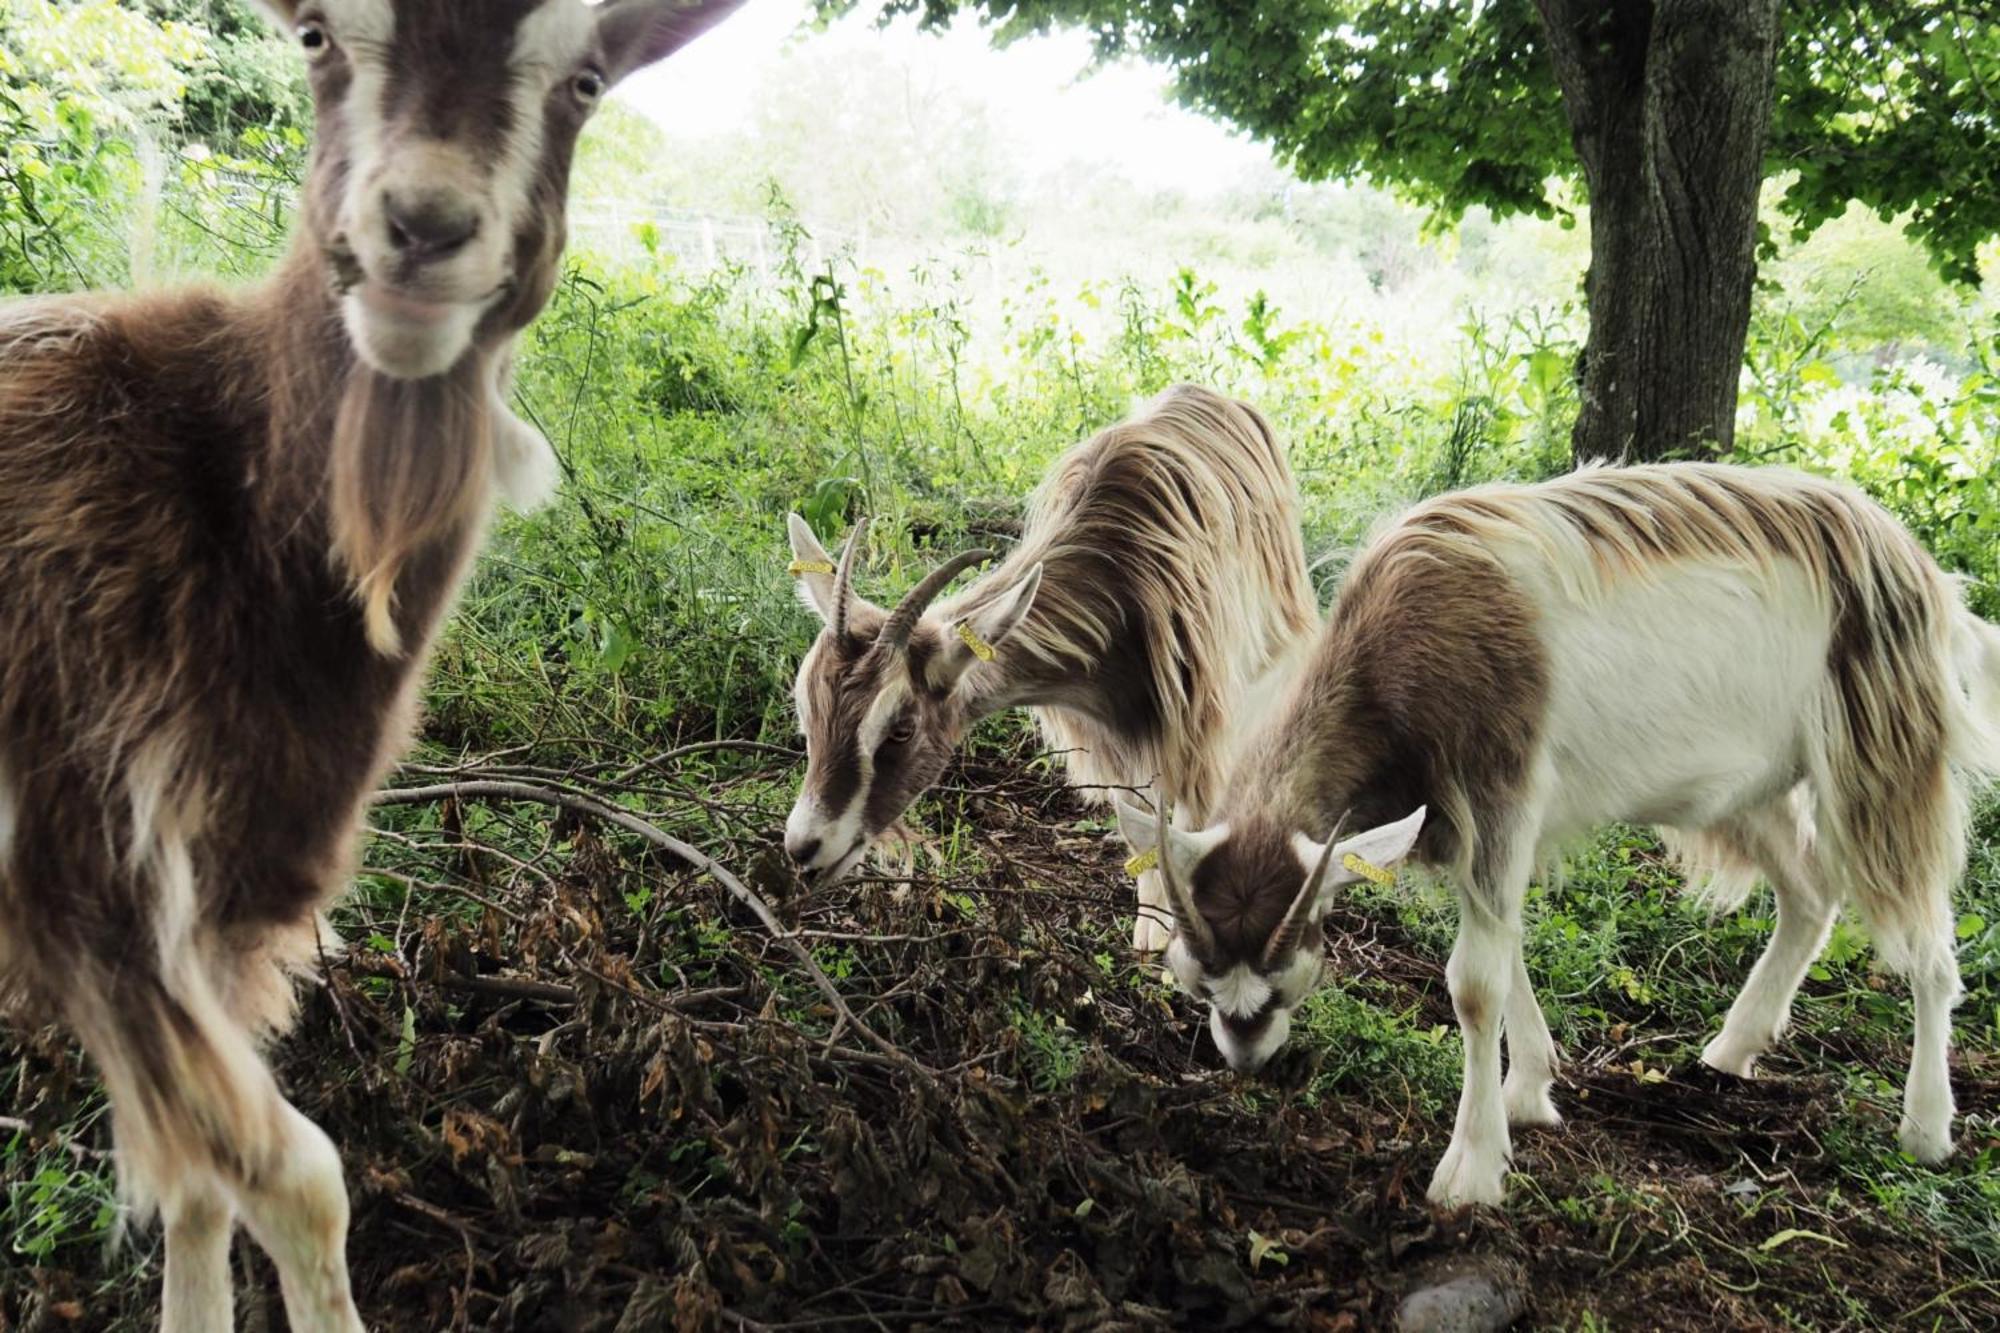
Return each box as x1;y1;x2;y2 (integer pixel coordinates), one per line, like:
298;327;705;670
1301;806;1427;905
1112;791;1164;857
595;0;747;86
931;564;1041;688
248;0;301;27
1113;792;1228;879
492;408;560;512
786;513;840;624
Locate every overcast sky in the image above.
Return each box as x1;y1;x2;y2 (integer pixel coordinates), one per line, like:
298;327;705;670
616;0;1275;194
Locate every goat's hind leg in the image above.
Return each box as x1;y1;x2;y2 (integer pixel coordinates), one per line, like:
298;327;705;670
1699;800;1837;1078
75;966;363;1333
1822;763;1964;1163
1501;941;1561;1128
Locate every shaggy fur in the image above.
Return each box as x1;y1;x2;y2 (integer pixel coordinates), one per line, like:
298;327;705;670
784;385;1319;943
0;3;743;1329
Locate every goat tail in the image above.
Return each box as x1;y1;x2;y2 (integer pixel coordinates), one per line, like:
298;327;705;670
1950;610;2000;783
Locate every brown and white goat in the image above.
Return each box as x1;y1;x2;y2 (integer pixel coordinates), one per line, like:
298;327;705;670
783;385;1318;950
1115;463;2000;1207
0;3;742;1328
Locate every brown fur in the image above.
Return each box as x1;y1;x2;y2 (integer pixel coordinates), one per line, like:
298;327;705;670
0;6;745;1307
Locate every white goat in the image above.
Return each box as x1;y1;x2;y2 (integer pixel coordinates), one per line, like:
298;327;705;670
1115;462;2000;1207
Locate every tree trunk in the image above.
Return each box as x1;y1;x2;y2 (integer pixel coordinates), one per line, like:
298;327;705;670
1534;0;1783;465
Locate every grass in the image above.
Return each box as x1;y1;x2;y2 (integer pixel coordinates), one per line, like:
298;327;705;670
1;182;1999;1324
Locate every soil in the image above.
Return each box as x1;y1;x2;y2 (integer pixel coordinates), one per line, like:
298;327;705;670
2;750;1994;1332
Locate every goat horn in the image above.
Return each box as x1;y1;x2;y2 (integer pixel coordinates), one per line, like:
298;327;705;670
831;517;868;641
1156;798;1216;965
1261;810;1347;971
879;547;996;653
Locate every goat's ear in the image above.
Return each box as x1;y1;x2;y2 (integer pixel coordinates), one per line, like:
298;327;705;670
1294;806;1427;910
787;513;838;624
1113;792;1165;858
1113;791;1228;879
492;409;561;512
248;0;301;27
931;564;1041;689
595;0;747;87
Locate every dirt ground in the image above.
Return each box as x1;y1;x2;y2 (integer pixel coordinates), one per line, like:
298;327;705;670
2;749;1995;1331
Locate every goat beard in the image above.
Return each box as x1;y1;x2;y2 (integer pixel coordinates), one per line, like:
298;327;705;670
328;354;493;658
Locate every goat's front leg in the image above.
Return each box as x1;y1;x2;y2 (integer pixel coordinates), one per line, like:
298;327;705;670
235;1100;363;1333
1131;866;1172;953
1429;857;1529;1207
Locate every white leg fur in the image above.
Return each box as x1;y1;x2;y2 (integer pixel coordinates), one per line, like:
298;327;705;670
1429;886;1521;1207
162;1182;235;1333
1701;805;1838;1077
1132;866;1172;953
1702;891;1837;1077
233;1101;363;1333
1501;944;1561;1128
1900;948;1961;1163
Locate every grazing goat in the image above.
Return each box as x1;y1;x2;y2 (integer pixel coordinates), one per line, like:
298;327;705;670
0;2;742;1328
1114;462;2000;1207
783;385;1318;951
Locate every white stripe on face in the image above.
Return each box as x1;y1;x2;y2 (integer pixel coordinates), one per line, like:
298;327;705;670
1207;963;1272;1019
788;677;909;872
328;0;394;223
322;0;393;44
496;1;597;227
1211;1003;1293;1072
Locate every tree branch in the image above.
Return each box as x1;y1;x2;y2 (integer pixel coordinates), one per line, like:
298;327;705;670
372;779;936;1085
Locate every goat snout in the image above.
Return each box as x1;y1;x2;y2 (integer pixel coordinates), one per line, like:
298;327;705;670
382;186;480;263
786;834;822;868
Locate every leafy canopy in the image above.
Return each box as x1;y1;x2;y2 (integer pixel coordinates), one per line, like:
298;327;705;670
844;0;2000;282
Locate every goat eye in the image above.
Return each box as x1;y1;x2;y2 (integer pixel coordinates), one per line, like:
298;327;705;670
887;720;916;746
297;21;331;56
573;68;606;103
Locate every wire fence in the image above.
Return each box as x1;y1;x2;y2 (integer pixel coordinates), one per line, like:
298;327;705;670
568;201;873;284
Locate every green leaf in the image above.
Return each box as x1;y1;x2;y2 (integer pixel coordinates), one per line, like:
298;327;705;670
395;1005;417;1077
596;621;637;674
1526;347;1567;399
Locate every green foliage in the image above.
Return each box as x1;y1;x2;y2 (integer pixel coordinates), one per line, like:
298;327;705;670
847;0;2000;282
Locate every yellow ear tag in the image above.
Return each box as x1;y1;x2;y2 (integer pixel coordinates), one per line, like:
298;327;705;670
1342;852;1396;886
1124;847;1160;878
788;559;835;577
955;621;997;662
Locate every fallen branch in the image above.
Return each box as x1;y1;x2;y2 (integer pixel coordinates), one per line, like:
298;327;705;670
372;779;936;1085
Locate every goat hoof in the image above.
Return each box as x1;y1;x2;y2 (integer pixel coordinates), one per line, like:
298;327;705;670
1698;1035;1760;1079
1502;1077;1561;1129
1425;1140;1508;1208
1898;1115;1954;1164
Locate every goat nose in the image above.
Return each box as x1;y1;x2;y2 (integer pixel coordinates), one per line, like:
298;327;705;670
382;187;479;260
788;836;822;868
